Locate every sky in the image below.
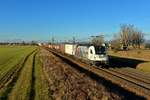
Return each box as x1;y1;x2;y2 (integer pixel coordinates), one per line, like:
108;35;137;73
0;0;150;42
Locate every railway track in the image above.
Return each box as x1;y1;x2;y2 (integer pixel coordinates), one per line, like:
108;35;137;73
98;68;150;98
109;68;150;84
45;48;150;99
118;68;150;80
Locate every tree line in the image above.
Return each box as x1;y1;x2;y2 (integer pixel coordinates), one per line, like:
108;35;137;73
0;41;38;46
111;24;145;50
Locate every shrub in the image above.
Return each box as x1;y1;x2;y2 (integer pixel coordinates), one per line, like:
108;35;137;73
145;43;150;49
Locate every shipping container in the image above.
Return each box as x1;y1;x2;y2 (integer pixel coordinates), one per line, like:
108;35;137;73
65;44;77;55
54;45;60;50
60;44;65;53
75;46;88;59
48;44;53;48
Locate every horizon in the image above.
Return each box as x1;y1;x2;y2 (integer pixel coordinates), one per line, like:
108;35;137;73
0;0;150;42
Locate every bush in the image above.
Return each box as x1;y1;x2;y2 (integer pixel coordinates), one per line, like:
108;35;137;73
111;39;121;52
145;43;150;49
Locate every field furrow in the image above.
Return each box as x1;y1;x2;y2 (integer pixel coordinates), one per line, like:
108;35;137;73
0;47;36;99
8;52;36;100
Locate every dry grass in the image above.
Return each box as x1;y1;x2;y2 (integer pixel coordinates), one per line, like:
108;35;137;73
108;49;150;72
109;49;150;61
34;50;52;100
137;62;150;72
40;48;122;100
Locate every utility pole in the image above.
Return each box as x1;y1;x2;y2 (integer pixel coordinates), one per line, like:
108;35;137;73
52;37;55;44
52;36;55;48
72;36;76;55
73;36;75;44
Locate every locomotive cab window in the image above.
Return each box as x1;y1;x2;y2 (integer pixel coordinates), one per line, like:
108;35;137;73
95;46;106;55
90;49;93;54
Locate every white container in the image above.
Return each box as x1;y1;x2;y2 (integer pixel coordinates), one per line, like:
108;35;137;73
75;46;89;59
65;44;77;55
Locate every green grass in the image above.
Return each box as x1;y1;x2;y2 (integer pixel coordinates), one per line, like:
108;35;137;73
0;46;53;100
0;46;33;65
0;46;36;77
0;46;37;99
8;52;36;100
7;48;51;100
0;46;36;85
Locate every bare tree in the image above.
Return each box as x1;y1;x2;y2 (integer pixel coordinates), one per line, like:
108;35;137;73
130;28;144;48
119;24;134;49
119;24;144;49
111;24;145;50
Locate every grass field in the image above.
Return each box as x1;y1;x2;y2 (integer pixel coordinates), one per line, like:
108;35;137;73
0;46;37;99
0;46;36;77
0;46;54;100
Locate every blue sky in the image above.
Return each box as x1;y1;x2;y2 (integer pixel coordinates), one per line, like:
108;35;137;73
0;0;150;42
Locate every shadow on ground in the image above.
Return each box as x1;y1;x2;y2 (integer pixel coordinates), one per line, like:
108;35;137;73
107;55;147;68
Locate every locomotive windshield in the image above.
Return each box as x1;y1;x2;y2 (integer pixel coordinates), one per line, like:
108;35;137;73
95;46;106;55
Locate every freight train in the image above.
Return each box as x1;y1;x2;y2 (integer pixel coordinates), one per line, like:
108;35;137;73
47;43;109;66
